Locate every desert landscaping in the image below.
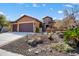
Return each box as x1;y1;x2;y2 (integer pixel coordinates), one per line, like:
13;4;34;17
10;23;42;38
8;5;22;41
1;3;79;56
0;31;79;56
1;13;79;56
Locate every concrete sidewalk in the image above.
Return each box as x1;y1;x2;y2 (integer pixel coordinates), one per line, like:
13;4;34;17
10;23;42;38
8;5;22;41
0;49;23;56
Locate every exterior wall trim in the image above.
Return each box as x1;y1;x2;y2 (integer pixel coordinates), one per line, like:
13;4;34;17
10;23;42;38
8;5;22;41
12;21;34;24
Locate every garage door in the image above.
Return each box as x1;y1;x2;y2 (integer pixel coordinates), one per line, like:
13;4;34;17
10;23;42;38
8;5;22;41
13;24;17;32
19;23;34;32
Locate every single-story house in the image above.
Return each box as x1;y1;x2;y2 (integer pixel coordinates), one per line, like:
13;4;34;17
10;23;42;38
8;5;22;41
11;15;42;32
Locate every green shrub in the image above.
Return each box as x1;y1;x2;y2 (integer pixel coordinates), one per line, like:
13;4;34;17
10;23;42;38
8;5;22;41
64;27;79;48
35;28;40;33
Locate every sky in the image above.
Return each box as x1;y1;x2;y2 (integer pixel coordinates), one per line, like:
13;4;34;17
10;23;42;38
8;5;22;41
0;3;79;21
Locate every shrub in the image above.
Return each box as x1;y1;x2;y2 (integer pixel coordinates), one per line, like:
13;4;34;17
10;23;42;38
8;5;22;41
64;27;79;48
35;28;40;33
50;43;74;52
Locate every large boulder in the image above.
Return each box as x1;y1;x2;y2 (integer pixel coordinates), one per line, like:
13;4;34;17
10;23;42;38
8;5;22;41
27;38;37;47
26;34;43;47
35;37;43;44
49;31;64;43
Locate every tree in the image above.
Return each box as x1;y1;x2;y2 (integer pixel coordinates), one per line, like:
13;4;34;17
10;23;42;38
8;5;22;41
64;5;79;19
63;5;79;29
0;14;9;32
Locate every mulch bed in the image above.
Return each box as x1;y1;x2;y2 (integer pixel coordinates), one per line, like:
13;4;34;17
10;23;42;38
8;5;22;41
0;35;79;56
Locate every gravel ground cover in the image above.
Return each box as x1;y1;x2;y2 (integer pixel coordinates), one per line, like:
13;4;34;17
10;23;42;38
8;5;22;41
0;34;79;56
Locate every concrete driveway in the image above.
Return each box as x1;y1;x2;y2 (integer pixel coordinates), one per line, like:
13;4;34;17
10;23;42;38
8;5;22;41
0;32;35;56
0;49;23;56
0;32;29;47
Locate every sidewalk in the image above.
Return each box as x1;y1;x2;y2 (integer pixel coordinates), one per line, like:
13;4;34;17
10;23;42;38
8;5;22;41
0;49;23;56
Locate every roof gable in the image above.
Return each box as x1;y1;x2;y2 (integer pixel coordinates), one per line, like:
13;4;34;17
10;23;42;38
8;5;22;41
43;16;53;20
12;15;42;23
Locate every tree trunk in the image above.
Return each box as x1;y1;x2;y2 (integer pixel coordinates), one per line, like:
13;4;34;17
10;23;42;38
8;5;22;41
0;25;3;32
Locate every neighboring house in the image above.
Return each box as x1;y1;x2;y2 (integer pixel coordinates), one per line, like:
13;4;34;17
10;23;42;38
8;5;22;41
11;15;42;32
42;16;55;32
43;16;53;27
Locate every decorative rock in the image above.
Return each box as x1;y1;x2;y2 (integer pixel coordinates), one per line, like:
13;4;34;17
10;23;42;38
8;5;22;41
34;51;39;54
44;32;48;35
27;34;43;47
28;49;32;52
27;39;35;44
45;47;52;52
51;31;64;43
47;32;54;40
27;39;37;47
42;48;46;51
16;48;19;50
36;37;43;44
58;32;64;38
48;48;52;52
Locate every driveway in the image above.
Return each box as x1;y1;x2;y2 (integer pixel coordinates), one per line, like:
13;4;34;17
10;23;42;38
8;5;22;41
0;49;23;56
0;32;31;47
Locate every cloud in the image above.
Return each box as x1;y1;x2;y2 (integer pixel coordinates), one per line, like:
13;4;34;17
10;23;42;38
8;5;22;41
24;4;29;7
20;14;25;17
64;4;73;7
49;8;53;11
16;3;24;4
0;11;4;15
59;17;63;20
53;17;57;19
42;4;46;7
53;17;63;20
71;3;79;5
6;16;11;20
58;10;63;14
32;3;39;7
25;5;29;7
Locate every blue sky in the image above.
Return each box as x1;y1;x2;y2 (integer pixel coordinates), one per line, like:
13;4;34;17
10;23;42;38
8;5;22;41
0;3;78;21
